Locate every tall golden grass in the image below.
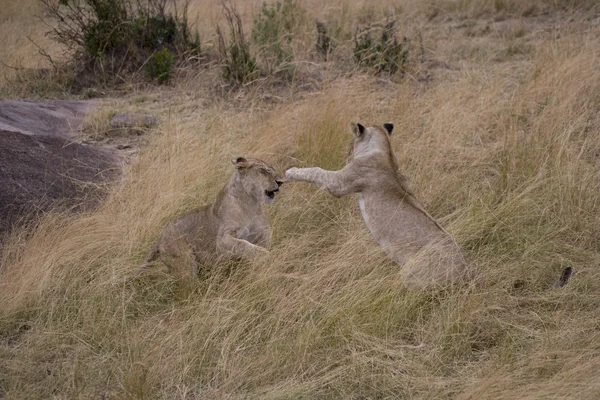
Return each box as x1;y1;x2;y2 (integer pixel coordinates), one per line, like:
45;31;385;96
1;0;600;398
0;0;63;84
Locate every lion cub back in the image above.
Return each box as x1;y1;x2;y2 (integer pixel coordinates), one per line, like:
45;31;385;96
158;205;217;260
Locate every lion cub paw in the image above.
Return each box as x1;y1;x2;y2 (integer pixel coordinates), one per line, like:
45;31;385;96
285;168;300;180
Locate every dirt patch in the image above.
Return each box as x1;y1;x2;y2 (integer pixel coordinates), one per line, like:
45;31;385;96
0;100;120;241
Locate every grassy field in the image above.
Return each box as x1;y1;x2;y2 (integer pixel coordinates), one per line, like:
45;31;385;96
1;0;600;398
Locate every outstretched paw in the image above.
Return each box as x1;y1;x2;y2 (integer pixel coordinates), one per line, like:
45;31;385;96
285;167;300;180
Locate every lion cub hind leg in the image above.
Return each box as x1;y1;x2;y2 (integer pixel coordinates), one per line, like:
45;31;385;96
400;241;471;289
158;239;199;279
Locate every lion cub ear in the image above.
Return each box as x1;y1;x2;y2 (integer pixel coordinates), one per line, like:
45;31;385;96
383;123;394;135
232;157;252;169
351;122;366;137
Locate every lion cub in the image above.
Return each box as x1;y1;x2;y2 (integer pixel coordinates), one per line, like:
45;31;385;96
141;157;283;278
285;123;471;288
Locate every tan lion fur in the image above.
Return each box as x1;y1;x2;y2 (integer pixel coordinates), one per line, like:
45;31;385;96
286;123;471;288
140;157;283;278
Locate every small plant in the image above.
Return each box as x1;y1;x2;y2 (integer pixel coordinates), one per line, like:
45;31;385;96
354;19;409;75
251;0;303;75
217;0;258;84
146;48;176;84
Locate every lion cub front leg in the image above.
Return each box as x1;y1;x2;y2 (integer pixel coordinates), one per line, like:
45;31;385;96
247;217;272;249
251;225;272;249
217;231;270;261
285;165;363;197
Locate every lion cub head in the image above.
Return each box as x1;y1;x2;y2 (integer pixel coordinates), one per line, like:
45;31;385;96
347;122;395;162
232;157;284;204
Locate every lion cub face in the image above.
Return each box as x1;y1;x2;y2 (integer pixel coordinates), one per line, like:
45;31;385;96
347;122;394;162
233;157;284;204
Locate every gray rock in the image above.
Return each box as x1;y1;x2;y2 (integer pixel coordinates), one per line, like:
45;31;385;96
0;100;120;243
0;99;95;138
110;113;159;129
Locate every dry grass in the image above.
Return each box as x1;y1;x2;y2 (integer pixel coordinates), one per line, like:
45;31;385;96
0;0;64;84
2;0;600;399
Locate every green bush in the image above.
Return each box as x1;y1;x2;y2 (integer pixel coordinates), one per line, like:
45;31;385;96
251;0;303;74
135;13;177;48
217;1;258;85
216;0;304;85
354;19;409;75
81;0;130;57
146;48;176;84
39;0;201;86
223;38;257;84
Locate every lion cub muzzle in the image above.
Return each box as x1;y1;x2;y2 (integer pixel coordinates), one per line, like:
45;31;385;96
265;179;284;202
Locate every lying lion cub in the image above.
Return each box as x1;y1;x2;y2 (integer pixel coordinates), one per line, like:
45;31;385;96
141;157;283;278
285;123;471;288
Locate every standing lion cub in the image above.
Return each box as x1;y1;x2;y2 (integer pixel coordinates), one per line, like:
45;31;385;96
285;123;471;288
140;157;283;278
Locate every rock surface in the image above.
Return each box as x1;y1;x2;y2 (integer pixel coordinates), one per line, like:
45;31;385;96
0;100;120;240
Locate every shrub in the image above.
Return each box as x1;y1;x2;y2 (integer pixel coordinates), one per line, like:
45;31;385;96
216;0;306;85
80;0;130;57
39;0;201;86
146;48;176;84
216;0;258;85
354;19;409;75
251;0;303;75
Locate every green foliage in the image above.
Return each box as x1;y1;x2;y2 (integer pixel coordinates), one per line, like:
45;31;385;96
223;38;257;84
217;1;258;85
216;0;303;84
81;0;130;57
134;13;178;49
251;0;303;74
146;48;176;84
354;19;409;75
40;0;201;86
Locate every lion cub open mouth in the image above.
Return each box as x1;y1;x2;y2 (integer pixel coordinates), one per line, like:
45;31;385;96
265;179;283;201
265;188;278;199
